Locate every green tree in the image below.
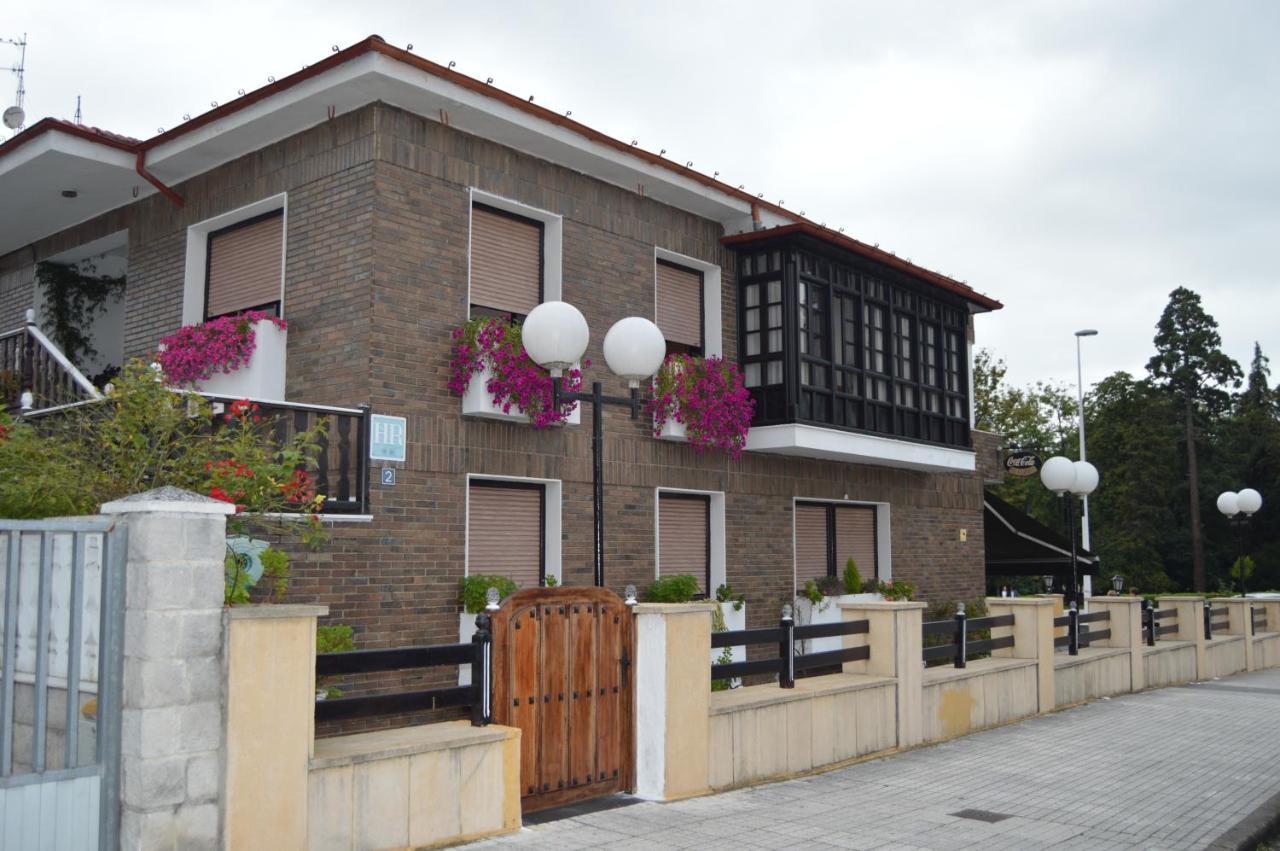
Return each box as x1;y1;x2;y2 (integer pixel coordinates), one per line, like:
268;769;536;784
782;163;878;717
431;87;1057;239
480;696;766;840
1146;287;1242;592
1224;343;1280;590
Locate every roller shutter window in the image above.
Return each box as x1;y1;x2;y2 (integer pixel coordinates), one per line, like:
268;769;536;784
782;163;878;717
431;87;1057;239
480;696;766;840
656;260;704;356
470;205;543;317
659;493;710;593
205;211;284;319
468;481;544;589
794;503;831;586
834;506;877;581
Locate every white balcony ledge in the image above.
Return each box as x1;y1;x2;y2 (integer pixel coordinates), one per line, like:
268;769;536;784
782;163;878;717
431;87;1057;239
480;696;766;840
744;423;975;473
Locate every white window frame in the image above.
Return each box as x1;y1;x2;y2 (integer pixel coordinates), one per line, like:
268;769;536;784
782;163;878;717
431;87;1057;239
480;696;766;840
464;473;563;585
790;496;891;592
467;188;563;316
653;247;722;359
182;193;288;325
654;487;726;593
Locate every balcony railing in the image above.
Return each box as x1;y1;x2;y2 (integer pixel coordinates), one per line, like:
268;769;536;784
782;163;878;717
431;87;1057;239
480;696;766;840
1;310;102;414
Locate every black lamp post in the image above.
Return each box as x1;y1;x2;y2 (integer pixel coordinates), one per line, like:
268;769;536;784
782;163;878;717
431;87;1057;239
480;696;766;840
1217;489;1263;598
522;302;667;588
1040;456;1099;608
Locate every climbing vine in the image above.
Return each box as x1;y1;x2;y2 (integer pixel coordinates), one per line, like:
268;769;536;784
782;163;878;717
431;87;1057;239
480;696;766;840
35;260;126;370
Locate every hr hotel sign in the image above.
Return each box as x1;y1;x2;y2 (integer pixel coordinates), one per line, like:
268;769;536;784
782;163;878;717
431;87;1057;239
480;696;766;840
370;414;407;484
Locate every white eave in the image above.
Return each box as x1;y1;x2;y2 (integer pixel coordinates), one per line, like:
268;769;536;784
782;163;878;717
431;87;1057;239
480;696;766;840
0;130;154;256
745;423;976;474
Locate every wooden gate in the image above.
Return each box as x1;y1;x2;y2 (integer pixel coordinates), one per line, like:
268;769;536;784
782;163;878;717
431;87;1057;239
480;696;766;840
490;588;633;813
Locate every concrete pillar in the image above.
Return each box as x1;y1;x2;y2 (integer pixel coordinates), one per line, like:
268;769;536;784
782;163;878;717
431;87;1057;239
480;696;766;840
986;597;1056;712
839;601;926;749
1219;598;1257;671
632;602;714;801
1087;597;1144;692
1158;595;1207;679
101;487;235;851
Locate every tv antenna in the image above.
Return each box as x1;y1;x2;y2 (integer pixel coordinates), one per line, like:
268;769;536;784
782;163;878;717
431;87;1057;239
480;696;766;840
3;33;27;132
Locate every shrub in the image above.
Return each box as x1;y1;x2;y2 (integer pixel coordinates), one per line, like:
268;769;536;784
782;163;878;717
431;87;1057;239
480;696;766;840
459;574;519;614
316;624;357;699
843;558;863;594
876;578;915;601
799;579;824;605
643;575;700;603
715;583;745;612
816;575;844;597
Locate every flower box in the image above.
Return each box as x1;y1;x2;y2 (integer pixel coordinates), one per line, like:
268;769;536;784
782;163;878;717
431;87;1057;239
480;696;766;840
795;592;882;656
711;600;746;666
194;318;287;401
460;360;580;425
655;414;687;443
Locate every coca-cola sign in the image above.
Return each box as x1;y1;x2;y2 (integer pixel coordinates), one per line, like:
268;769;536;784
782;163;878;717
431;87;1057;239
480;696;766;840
1004;451;1041;477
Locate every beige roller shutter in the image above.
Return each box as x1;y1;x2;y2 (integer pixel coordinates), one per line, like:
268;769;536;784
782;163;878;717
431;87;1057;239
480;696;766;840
205;212;283;318
834;506;877;581
470;206;542;316
468;482;543;589
659;494;709;592
794;503;830;586
656;261;703;348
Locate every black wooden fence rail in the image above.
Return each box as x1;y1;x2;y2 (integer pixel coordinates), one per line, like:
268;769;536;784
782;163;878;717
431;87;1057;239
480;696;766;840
710;609;871;688
1052;606;1111;655
1253;606;1268;634
315;614;492;725
922;606;1016;668
1141;602;1182;646
1209;605;1230;638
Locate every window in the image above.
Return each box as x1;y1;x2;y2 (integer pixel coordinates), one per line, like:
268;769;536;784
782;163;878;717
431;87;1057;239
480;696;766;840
204;210;283;320
469;204;543;319
656;261;704;357
739;250;786;420
657;493;710;593
795;501;879;588
467;480;545;588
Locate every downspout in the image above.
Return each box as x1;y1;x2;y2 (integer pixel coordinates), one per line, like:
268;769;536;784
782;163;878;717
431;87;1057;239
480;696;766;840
135;150;184;207
750;201;763;231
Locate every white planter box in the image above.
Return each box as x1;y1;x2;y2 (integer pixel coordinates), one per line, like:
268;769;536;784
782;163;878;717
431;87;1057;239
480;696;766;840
711;601;747;666
655;414;687;443
196;319;287;401
795;592;882;656
461;361;580;425
458;611;480;686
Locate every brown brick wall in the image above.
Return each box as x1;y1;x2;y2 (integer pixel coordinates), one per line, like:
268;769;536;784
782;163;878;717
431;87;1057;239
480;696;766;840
2;101;988;664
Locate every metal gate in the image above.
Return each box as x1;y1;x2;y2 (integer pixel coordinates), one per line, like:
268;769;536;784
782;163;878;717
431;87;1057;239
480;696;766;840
0;518;126;850
490;588;633;813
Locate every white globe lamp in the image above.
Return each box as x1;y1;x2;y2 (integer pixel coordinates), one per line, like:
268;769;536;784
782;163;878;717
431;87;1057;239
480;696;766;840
521;301;590;375
602;317;666;387
1071;460;1099;496
1039;456;1076;495
1237;488;1262;516
1217;491;1239;518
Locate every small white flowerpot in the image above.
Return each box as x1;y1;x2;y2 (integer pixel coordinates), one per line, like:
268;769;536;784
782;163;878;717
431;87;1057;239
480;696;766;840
655;414;688;443
461;361;580;425
196;318;287;401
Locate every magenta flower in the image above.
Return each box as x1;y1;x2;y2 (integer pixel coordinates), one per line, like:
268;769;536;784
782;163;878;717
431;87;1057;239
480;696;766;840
157;311;286;385
646;354;754;458
448;316;582;428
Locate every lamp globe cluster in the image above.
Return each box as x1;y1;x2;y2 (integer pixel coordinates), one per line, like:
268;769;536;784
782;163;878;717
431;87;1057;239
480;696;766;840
521;301;590;374
1039;456;1099;496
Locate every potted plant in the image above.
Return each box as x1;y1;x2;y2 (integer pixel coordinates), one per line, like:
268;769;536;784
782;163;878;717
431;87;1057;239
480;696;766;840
713;583;747;688
158;310;288;400
794;559;890;655
646;354;753;457
457;574;519;685
448;315;582;426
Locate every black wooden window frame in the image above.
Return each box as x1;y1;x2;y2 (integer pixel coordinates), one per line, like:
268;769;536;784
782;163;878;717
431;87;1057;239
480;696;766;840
468;202;546;324
468;478;547;585
736;240;970;449
795;500;880;580
203;209;285;322
657;491;712;594
737;250;787;421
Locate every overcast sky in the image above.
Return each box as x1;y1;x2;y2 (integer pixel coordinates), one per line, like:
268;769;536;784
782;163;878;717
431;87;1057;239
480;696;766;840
5;1;1278;391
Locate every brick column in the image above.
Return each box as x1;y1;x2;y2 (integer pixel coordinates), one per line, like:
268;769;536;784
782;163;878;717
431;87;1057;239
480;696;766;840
1157;596;1207;679
632;602;714;801
1087;597;1144;692
839;601;926;749
986;597;1056;712
101;487;235;851
1219;598;1257;671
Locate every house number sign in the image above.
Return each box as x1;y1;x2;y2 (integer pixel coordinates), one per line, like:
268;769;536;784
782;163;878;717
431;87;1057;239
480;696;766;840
369;414;407;462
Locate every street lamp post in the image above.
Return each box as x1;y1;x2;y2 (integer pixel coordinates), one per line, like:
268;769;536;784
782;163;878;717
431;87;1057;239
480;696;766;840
1074;329;1098;597
1041;456;1099;608
522;301;667;588
1217;488;1263;597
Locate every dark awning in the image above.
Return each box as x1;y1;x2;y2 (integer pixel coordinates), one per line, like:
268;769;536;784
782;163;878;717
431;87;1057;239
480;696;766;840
984;491;1098;577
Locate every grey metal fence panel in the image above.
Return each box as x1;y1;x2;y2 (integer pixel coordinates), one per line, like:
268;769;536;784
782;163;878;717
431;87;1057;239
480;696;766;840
0;517;125;851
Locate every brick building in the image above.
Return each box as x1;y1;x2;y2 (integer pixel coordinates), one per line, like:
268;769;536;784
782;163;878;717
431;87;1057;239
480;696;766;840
0;36;1003;650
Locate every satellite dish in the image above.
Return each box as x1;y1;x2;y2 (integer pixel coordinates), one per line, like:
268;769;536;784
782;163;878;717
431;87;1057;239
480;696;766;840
2;106;24;129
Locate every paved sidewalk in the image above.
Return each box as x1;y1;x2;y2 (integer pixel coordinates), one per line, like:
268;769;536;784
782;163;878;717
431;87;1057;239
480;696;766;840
470;667;1280;850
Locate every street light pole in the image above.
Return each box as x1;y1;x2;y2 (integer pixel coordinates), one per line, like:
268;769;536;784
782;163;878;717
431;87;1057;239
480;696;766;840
1075;329;1098;597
